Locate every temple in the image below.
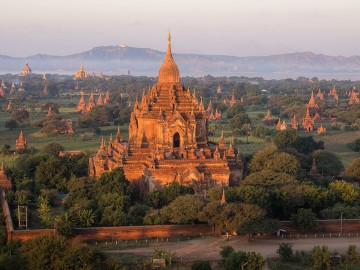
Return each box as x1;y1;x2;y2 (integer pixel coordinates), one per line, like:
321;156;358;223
16;131;27;150
306;91;319;109
302;108;315;131
89;33;244;193
264;110;274;126
74;64;89;79
19;61;31;76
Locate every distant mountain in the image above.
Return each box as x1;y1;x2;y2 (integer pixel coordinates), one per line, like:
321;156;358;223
1;46;360;79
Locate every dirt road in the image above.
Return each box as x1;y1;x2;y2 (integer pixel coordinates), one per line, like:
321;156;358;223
106;235;360;262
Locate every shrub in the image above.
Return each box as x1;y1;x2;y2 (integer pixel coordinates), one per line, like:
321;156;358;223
191;261;212;270
277;243;293;262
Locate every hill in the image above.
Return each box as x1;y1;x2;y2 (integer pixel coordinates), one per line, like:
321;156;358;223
1;46;360;79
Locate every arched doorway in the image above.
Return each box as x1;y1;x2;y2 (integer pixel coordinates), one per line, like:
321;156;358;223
173;132;180;148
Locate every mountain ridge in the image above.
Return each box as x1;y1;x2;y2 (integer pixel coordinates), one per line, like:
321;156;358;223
1;46;360;79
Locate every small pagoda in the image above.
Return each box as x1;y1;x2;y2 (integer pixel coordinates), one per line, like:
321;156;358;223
264;110;274;126
16;131;27;150
317;124;326;135
74;64;89;79
19;61;31;76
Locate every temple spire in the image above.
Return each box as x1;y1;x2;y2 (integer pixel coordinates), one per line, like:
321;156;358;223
167;31;172;57
221;189;226;205
116;125;122;142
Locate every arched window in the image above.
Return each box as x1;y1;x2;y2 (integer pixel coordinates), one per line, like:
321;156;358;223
173;132;180;148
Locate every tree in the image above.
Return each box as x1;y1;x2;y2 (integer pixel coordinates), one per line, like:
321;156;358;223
328;180;359;204
75;209;95;227
37;195;54;227
20;235;115;270
312;245;331;270
243;170;297;188
159;195;207;224
228;112;251;131
35;157;72;191
273;129;298;150
312;150;344;177
12;109;29;123
224;250;264;270
346;158;360;182
277;243;293;262
248;148;300;175
199;202;267;238
55;212;76;238
145;181;194;208
290;208;317;232
43;142;64;156
348;138;360;153
226;103;246;119
4;119;18;130
290;136;324;155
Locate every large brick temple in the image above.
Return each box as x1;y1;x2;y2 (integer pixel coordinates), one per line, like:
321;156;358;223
89;33;243;193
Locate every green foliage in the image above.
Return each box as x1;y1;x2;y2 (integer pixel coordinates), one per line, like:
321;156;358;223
37;195;54;228
220;246;235;263
226;104;246;119
312;245;331;270
320;203;360;219
154;248;177;266
346;158;360;182
222;249;264;270
43;142;64;156
328;180;359;204
238;218;280;235
290;208;317;232
79;105;113;128
4;119;18;130
35;155;88;192
273;129;298;150
199;202;267;235
127;204;150;225
145;181;194;208
20;235;116;270
228;112;251;131
348;138;360;152
160;195;207;224
11;109;29;123
277;243;293;262
290;136;324;155
75;209;95;227
248;148;300;175
191;260;212;270
55;212;76;238
312;150;344;177
244;170;297;188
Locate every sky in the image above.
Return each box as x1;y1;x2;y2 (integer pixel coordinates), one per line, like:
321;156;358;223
1;0;359;57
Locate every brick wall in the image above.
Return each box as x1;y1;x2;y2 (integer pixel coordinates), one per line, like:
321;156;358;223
8;224;211;241
280;220;360;233
75;224;213;242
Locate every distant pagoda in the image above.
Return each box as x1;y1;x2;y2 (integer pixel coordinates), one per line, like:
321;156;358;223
74;64;89;79
19;61;32;76
16;130;27;150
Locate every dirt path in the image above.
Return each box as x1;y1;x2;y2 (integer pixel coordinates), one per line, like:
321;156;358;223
105;235;360;262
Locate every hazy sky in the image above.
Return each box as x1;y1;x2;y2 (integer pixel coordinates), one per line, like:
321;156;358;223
1;0;359;57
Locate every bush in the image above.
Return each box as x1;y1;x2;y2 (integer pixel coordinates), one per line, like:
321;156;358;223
290;208;317;232
277;243;293;262
191;261;212;270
